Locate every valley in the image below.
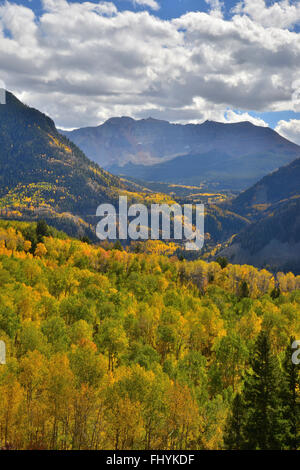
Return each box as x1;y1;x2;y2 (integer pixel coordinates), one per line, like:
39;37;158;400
1;90;300;273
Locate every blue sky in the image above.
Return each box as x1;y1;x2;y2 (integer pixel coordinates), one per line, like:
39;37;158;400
0;0;299;142
12;0;300;24
2;0;238;17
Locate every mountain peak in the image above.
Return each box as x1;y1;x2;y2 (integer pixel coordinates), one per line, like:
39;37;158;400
202;119;256;128
61;113;300;190
0;91;126;238
143;117;163;122
2;90;24;108
104;116;135;126
1;90;56;131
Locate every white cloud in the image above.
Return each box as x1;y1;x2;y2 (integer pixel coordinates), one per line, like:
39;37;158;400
233;0;300;29
131;0;160;11
204;0;224;19
43;0;117;15
292;79;300;111
275;119;300;144
224;110;268;127
0;1;299;128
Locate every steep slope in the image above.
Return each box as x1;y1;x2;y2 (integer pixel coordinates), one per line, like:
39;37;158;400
203;204;250;246
220;197;300;274
229;157;300;217
62;118;300;190
0;91;140;237
218;158;300;273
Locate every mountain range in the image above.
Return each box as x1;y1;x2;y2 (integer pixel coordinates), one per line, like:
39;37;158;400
1;91;300;272
61;117;300;191
0;91;244;243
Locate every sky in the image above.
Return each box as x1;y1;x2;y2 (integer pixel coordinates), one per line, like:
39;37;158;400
0;0;300;144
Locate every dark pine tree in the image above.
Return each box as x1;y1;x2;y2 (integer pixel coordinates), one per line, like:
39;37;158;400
224;393;245;450
280;338;300;450
36;219;49;243
238;281;249;299
242;330;284;449
80;235;91;244
270;286;281;300
216;257;228;269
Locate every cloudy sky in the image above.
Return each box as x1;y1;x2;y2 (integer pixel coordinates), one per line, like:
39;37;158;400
0;0;299;143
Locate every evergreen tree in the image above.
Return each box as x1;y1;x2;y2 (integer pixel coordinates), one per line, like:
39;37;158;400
216;257;228;269
280;338;300;449
242;331;284;449
36;219;49;243
270;286;281;300
80;235;90;244
224;393;245;450
238;281;249;299
113;240;123;251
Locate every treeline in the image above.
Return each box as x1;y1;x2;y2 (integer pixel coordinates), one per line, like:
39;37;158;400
0;221;299;450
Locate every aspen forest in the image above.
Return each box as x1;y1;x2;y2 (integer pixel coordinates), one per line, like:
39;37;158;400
0;220;299;450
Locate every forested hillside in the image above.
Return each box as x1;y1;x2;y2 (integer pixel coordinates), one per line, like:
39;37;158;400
218;158;300;273
220;197;300;273
0;221;299;450
0;92;174;239
229;157;300;218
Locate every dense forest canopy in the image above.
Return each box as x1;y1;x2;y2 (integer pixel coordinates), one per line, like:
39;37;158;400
0;220;299;450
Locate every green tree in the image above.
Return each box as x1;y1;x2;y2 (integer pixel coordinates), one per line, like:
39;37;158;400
41;316;69;352
224;393;245;450
270;286;281;300
96;318;128;371
36;220;49;243
214;333;249;391
69;342;106;387
18;321;49;356
238;281;249;299
242;331;284;450
280;338;300;449
216;257;228;269
0;304;19;339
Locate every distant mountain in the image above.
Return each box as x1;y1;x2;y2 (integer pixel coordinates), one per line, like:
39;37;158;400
218;158;300;273
61;118;300;191
0;92;136;238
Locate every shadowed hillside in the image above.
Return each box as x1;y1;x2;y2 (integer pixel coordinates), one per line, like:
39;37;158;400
218;158;300;273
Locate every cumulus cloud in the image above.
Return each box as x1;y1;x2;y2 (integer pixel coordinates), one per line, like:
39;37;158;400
292;79;300;111
224;110;268;127
43;0;118;15
0;1;299;128
275;119;300;144
233;0;300;29
204;0;224;19
131;0;160;11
